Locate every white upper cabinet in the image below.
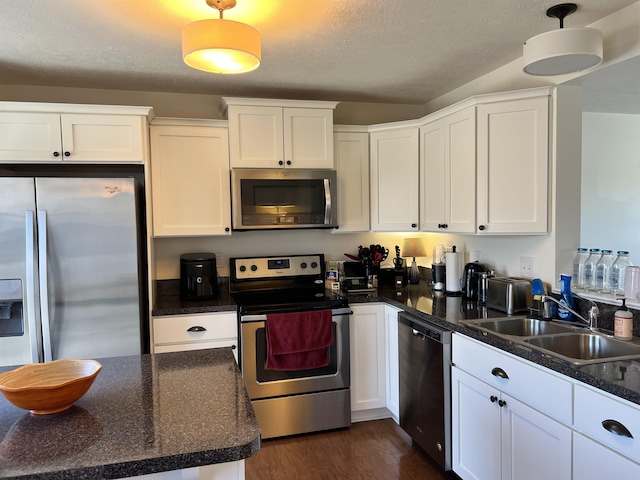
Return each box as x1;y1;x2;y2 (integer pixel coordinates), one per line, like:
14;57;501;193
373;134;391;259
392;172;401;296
476;92;550;234
420;105;476;233
333;127;370;233
150;120;231;237
0;103;152;163
369;124;419;232
221;98;338;169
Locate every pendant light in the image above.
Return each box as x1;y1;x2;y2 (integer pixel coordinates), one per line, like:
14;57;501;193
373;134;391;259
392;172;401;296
182;0;261;74
523;3;602;76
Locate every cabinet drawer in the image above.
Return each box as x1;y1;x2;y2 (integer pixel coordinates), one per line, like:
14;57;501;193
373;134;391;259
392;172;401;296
452;334;572;424
153;313;237;345
574;384;640;464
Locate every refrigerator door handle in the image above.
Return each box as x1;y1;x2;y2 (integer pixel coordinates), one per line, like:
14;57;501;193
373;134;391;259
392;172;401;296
37;210;53;362
25;210;42;363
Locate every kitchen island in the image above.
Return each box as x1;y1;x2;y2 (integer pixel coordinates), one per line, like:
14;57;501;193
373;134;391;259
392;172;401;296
0;348;260;480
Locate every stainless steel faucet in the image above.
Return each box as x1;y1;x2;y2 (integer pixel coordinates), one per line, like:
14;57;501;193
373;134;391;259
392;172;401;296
541;294;600;331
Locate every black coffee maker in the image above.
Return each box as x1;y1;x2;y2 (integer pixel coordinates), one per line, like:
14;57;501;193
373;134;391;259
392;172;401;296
462;262;485;301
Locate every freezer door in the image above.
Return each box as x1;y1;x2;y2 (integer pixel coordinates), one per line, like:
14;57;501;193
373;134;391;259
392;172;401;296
0;178;41;366
35;177;142;360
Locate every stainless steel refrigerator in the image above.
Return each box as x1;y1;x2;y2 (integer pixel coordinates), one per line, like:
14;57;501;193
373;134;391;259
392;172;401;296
0;176;145;367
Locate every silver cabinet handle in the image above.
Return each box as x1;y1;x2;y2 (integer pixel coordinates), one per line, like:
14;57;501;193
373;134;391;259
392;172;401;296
602;419;633;438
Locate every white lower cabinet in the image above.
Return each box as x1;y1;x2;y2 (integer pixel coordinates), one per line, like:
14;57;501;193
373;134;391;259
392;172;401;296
452;334;572;480
573;383;640;476
350;304;387;419
384;305;401;422
573;432;640;479
152;312;238;362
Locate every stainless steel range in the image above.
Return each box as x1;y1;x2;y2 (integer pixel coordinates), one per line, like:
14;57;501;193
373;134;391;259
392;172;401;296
230;254;351;439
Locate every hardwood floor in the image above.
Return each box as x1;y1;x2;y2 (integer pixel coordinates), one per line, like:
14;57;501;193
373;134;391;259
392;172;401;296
245;419;456;480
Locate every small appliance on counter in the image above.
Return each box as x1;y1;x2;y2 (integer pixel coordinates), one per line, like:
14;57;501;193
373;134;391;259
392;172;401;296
462;262;486;301
486;277;531;314
180;253;219;301
393;245;407;288
432;244;446;291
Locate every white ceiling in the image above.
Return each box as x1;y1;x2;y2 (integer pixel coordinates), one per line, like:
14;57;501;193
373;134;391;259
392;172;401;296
0;0;637;108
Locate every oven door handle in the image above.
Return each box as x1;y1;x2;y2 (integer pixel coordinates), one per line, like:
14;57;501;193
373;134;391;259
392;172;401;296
240;308;352;323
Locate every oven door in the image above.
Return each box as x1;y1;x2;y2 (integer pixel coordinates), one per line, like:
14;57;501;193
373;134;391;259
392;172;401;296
240;307;350;400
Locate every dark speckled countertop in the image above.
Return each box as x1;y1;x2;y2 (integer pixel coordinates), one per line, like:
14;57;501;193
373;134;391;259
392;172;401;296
153;278;640;408
0;348;260;480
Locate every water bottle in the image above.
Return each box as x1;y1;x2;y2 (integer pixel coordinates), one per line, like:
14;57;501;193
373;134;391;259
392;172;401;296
583;248;601;291
572;248;589;289
611;251;633;297
595;250;614;294
557;274;575;321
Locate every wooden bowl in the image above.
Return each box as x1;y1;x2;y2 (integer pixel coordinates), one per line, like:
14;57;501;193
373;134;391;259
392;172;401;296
0;359;102;415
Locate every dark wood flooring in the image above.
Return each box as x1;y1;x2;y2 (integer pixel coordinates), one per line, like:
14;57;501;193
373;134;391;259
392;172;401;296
245;419;456;480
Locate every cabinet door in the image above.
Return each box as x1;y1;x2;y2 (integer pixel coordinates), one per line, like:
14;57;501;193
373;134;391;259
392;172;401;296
447;108;477;233
573;432;640;480
384;305;400;422
476;96;549;234
284;108;334;169
452;367;502;480
228;105;284;168
501;394;571;480
333;130;370;232
350;304;387;413
0;112;62;162
60;114;145;163
370;127;419;231
420;108;476;233
150;125;231;236
420;119;446;231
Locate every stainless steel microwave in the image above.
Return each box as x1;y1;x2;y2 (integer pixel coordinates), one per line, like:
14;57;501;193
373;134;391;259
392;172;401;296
231;169;338;230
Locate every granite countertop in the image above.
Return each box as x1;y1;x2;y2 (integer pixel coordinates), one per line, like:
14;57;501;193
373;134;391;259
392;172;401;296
152;278;640;408
0;349;260;480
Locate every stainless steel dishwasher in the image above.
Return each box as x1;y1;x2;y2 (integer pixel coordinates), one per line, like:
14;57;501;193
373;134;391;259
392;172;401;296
398;311;452;471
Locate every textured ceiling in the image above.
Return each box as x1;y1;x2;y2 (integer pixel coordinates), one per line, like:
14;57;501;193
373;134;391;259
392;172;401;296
0;0;637;107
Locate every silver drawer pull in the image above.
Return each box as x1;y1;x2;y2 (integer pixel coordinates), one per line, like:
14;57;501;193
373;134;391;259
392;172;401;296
187;326;207;332
602;419;633;438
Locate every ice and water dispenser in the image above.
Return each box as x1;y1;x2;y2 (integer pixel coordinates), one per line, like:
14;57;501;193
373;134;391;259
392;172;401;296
0;279;24;337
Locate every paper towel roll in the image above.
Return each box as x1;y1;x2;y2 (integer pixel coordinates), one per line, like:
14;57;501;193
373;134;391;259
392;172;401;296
445;251;462;293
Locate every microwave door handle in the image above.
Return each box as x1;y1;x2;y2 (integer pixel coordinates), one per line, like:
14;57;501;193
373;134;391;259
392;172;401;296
323;178;331;224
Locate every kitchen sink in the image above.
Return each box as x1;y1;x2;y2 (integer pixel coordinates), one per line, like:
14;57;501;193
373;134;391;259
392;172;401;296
466;317;578;336
523;333;640;364
461;317;640;365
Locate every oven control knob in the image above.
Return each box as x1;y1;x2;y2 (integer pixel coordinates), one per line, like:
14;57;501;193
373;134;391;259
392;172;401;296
311;262;318;269
251;264;258;272
300;262;307;269
239;265;246;272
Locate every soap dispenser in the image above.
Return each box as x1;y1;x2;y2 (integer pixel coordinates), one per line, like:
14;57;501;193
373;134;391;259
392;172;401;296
614;299;634;340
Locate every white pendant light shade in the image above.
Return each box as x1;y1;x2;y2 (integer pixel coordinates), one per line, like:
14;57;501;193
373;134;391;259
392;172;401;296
523;27;602;76
183;19;261;74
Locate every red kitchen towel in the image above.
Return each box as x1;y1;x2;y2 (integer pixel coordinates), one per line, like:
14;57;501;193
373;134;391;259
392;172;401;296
265;310;334;371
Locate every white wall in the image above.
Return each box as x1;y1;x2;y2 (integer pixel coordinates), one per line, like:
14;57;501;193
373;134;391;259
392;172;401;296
581;113;640;260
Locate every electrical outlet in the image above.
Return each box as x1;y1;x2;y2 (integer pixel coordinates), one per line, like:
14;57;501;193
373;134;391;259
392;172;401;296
474;250;483;261
520;256;534;277
216;254;224;268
